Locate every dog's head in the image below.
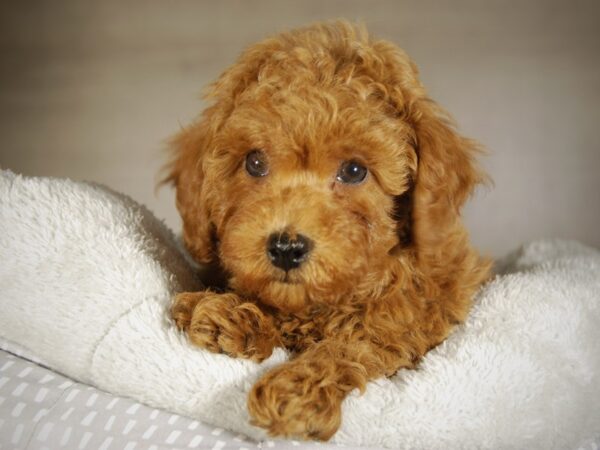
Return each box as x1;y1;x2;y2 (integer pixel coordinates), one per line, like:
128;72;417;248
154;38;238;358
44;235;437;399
166;22;486;312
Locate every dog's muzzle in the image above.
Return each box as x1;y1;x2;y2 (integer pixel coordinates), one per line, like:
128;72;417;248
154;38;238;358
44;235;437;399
266;232;312;272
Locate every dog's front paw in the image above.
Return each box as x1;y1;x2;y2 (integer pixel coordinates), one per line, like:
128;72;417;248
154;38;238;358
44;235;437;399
172;291;279;362
248;361;344;440
171;292;204;330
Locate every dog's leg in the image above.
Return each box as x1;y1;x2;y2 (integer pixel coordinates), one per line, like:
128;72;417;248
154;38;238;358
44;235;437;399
247;336;421;440
171;291;280;362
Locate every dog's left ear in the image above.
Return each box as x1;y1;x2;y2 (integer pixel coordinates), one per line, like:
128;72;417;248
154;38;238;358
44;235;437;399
408;98;488;254
372;40;488;262
373;40;488;258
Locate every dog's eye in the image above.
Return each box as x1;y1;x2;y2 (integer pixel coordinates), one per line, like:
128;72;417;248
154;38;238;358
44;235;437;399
245;149;269;177
336;160;368;184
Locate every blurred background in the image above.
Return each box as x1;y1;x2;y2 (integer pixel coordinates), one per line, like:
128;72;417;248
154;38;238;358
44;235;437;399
1;0;598;257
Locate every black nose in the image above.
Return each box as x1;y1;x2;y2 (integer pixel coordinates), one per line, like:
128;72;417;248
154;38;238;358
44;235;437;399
266;232;312;271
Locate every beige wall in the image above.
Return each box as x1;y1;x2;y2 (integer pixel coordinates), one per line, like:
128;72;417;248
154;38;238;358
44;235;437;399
1;0;599;257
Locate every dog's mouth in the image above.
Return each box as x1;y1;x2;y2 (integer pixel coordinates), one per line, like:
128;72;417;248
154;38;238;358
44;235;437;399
258;272;310;313
274;270;303;285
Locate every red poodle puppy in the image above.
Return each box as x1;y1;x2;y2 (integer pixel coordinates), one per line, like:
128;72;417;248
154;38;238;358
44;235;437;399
166;21;491;440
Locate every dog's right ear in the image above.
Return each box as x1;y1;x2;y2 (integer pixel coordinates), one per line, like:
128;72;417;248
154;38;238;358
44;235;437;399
162;39;278;265
162;109;219;265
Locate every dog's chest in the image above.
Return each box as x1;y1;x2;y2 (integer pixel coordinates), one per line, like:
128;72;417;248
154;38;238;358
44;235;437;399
275;304;364;352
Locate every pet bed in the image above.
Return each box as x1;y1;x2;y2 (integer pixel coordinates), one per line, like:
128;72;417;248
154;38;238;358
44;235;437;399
0;169;599;449
0;345;338;450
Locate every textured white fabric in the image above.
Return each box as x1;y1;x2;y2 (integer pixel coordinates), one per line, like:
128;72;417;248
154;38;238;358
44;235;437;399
1;170;599;449
0;348;334;450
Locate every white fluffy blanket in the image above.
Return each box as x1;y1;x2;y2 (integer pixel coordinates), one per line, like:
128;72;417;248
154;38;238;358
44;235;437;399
1;170;599;449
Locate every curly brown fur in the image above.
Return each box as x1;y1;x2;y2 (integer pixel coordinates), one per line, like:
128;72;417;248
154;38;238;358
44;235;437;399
166;21;492;440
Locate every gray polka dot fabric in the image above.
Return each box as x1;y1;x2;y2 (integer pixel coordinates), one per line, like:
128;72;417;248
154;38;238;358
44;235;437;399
0;349;352;450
